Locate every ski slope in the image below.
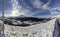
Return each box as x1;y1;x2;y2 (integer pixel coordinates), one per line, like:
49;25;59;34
0;18;59;37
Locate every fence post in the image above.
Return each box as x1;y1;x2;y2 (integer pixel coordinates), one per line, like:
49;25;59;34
2;0;4;36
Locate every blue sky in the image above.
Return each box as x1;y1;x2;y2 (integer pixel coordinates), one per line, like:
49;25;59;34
0;0;2;16
0;0;60;17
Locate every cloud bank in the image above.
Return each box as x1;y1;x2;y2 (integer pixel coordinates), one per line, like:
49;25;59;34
11;0;51;17
4;0;60;17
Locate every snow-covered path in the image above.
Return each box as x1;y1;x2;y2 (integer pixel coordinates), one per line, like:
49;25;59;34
0;18;60;37
56;20;60;37
53;19;59;37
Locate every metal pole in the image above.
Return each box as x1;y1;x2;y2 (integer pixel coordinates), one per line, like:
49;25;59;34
32;32;36;37
2;0;4;36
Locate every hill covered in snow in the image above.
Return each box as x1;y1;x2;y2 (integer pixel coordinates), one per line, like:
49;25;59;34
2;16;52;27
0;16;60;37
3;18;59;37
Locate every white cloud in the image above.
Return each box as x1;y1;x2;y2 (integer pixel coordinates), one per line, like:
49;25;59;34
50;7;60;16
32;0;51;10
11;0;20;16
5;0;60;17
42;0;51;10
32;0;43;9
11;0;34;17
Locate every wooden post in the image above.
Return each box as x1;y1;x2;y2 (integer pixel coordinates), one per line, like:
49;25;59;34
2;0;4;36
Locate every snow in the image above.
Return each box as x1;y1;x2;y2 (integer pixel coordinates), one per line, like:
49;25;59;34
0;18;59;37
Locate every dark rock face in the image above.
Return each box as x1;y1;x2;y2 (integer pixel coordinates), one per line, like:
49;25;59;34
8;17;46;21
4;16;51;27
57;18;60;28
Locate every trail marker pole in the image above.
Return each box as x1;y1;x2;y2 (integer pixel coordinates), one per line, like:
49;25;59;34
2;0;4;36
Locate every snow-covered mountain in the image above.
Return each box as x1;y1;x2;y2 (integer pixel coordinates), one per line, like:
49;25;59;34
4;18;58;37
3;16;52;27
0;16;60;37
0;18;58;37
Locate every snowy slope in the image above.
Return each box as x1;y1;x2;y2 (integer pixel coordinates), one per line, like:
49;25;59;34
1;18;58;37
